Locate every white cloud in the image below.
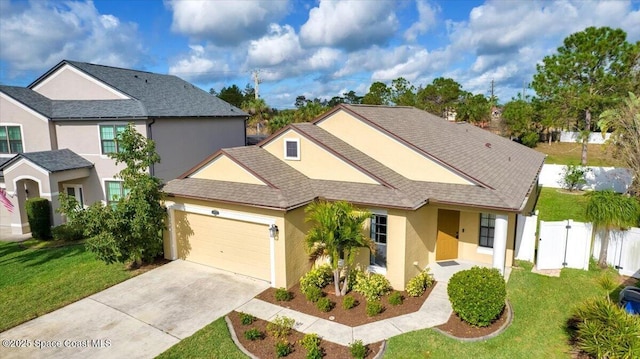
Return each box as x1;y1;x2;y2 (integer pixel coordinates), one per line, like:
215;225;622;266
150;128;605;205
168;44;232;83
167;0;290;45
247;24;303;67
300;0;398;50
0;0;144;78
404;0;439;42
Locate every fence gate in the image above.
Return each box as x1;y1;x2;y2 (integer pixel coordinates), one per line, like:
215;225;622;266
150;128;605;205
537;220;592;271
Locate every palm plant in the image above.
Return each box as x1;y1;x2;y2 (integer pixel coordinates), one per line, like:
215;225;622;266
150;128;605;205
305;200;374;296
585;190;640;268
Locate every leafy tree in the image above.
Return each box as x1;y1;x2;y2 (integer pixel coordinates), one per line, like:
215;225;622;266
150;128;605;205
217;84;245;108
294;101;328;123
502;99;539;147
457;93;491;126
599;92;640;196
389;77;416;106
362;82;391;105
532;27;639;165
305;200;374;296
585;190;640;268
417;77;464;118
242;97;271;134
58;123;166;266
268;110;295;133
343;90;363;104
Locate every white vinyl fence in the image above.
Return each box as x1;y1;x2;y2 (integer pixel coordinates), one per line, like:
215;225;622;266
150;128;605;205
559;131;610;144
515;213;538;263
535;220;640;278
539;164;632;193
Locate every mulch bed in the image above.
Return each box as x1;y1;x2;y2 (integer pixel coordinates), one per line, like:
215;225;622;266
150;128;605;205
228;311;382;359
435;305;509;339
256;283;435;327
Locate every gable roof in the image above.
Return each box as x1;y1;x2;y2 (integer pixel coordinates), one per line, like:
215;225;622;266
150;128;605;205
0;149;93;173
165;105;545;212
29;60;246;118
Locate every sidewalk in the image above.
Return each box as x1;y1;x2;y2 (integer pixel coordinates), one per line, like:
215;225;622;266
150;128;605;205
0;226;31;242
236;281;452;346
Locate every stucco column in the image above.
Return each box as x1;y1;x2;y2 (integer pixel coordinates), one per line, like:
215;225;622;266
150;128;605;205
492;214;508;276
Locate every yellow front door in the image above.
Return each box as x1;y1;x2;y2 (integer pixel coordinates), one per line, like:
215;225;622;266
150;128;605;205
436;209;460;260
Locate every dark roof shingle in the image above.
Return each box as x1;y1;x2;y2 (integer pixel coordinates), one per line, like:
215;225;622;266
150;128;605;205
0;149;93;173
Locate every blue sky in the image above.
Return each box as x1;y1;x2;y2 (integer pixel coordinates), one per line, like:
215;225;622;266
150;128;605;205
1;0;639;109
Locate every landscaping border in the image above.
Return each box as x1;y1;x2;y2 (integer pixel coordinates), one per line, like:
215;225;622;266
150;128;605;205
432;300;513;342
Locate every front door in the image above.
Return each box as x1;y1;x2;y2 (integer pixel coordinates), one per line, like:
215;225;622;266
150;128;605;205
436;209;460;260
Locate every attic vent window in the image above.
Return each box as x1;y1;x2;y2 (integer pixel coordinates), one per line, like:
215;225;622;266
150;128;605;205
284;138;300;160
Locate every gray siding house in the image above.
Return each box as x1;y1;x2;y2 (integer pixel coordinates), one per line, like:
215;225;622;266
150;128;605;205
0;60;247;234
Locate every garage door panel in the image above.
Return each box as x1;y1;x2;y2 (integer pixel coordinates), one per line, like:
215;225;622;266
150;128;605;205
175;211;270;281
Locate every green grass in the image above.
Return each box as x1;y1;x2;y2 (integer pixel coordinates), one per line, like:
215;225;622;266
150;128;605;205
156;317;247;359
535;187;589;222
0;240;135;332
535;142;623;167
384;263;616;359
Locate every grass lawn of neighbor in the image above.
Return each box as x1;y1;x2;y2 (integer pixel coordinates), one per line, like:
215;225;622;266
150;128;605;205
535;187;589;222
535;142;623;167
0;240;138;332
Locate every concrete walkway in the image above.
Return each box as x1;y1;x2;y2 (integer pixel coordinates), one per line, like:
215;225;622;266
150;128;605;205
0;226;31;242
236;281;452;346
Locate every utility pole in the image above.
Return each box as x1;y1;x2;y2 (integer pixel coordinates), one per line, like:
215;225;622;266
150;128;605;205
490;79;495;104
252;70;261;99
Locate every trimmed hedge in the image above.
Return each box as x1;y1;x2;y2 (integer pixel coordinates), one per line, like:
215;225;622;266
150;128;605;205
51;224;84;241
447;266;506;327
25;197;52;239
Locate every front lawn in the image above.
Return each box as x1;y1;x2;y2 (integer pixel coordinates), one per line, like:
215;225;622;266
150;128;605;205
536;187;589;222
384;263;617;359
0;240;136;332
156;262;620;358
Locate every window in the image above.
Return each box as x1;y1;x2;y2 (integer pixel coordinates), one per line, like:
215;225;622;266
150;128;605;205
100;125;127;154
64;185;84;206
0;126;23;154
283;138;300;160
479;213;496;248
105;181;129;206
370;214;387;267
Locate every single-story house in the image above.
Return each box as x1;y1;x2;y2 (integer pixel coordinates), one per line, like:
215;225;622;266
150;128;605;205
163;104;545;289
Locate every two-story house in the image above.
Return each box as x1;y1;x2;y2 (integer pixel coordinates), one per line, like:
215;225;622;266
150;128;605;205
0;60;247;234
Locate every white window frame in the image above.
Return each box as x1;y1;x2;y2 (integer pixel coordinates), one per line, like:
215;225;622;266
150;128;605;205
368;209;388;273
283;138;300;160
0;123;25;155
63;184;85;207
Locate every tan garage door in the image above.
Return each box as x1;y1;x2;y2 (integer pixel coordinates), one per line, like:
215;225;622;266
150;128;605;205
174;211;271;282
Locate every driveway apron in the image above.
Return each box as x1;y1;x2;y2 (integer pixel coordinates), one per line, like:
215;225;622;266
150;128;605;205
0;260;269;359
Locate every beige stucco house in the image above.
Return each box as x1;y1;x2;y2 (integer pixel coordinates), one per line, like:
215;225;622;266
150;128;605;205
0;60;247;234
163;104;545;290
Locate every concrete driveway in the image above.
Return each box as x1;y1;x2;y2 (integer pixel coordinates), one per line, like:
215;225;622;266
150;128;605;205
0;260;269;359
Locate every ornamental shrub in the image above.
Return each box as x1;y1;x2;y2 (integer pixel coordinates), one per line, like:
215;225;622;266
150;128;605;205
447;266;506;327
342;295;357;310
275;340;293;358
405;269;435;297
299;333;324;359
353;272;392;301
365;299;383;317
243;328;264;341
240;312;256;325
51;223;84;241
388;291;403;306
316;297;334;312
561;164;589;192
267;315;295;339
569;297;640;359
349;339;368;359
300;264;333;296
305;286;323;303
275;287;293;301
25;197;52;239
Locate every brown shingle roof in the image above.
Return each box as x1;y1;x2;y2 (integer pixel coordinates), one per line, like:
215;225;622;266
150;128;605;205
164;105;545;212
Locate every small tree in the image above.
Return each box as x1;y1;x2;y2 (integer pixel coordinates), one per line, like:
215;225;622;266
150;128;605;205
561;164;589;192
58;123;166;266
585;190;640;268
305;200;374;296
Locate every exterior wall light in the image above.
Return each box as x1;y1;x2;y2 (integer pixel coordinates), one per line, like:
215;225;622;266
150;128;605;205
211;210;219;216
269;224;279;237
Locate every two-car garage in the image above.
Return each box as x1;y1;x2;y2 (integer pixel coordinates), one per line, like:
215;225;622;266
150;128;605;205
167;204;275;285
